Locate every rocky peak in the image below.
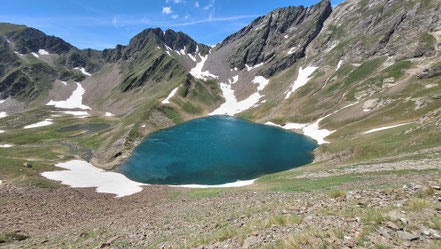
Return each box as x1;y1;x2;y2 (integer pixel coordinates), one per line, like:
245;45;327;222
0;23;73;54
217;0;331;76
103;28;210;62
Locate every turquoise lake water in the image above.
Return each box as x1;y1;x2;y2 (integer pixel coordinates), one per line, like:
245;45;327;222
117;116;317;185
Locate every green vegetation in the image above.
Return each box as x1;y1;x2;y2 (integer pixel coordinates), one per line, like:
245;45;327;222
344;57;386;87
328;189;347;199
0;232;28;244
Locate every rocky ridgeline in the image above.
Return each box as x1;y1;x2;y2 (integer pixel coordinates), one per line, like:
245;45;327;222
217;0;332;77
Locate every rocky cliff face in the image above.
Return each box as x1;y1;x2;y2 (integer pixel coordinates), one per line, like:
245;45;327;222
218;0;332;77
307;0;441;65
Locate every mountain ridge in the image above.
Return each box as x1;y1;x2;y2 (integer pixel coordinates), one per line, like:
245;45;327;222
0;0;440;169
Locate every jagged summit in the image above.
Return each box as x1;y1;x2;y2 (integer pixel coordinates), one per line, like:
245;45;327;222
102;27;210;62
214;0;332;76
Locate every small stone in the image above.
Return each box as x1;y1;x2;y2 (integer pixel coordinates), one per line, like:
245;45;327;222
383;77;395;84
425;83;438;89
100;236;120;248
433;94;441;100
431;185;441;190
397;231;419;241
399;218;409;225
357;202;367;208
23;162;32;168
386;221;402;231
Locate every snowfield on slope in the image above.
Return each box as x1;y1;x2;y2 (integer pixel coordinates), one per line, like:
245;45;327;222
38;49;49;55
162;86;180;104
41;160;146;198
265;102;359;145
265;117;334;145
190;54;218;80
47;83;91;110
285;66;318;99
168;179;256;189
74;67;92;76
24;119;53;129
363;122;413;134
210;75;270;116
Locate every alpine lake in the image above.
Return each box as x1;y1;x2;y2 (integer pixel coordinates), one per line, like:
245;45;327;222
117;116;318;186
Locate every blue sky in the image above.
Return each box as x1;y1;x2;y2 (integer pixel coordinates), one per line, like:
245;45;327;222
1;0;344;50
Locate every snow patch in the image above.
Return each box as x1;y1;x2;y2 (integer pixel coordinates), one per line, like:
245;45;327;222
168;179;256;189
245;63;264;71
38;49;49;55
188;53;197;62
46;82;91;110
0;130;4;133
336;60;343;71
104;112;114;117
0;112;7;119
24;119;53;129
0;100;4;104
285;66;317;99
266;115;334;145
41;160;146;198
0;144;13;148
31;52;39;58
284;35;289;39
180;46;186;55
363;122;413;134
162;86;180;104
287;47;297;55
265;102;359;144
58;111;90;118
210;74;270;116
209;83;259;116
228;75;239;84
60;81;67;86
190;54;218;80
74;67;91;76
252;76;270;91
14;51;24;56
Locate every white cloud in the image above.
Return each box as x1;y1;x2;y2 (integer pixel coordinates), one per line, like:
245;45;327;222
169;15;258;27
172;14;179;19
184;15;190;20
162;6;173;14
203;0;215;10
112;17;118;27
195;1;199;8
173;0;182;3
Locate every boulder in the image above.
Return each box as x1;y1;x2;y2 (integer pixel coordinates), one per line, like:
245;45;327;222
397;231;419;241
23;162;32;168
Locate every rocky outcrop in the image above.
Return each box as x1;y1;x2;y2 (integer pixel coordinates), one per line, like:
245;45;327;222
217;0;332;77
308;0;441;65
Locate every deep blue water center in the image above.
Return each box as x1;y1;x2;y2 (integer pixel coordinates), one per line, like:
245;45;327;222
117;116;317;185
